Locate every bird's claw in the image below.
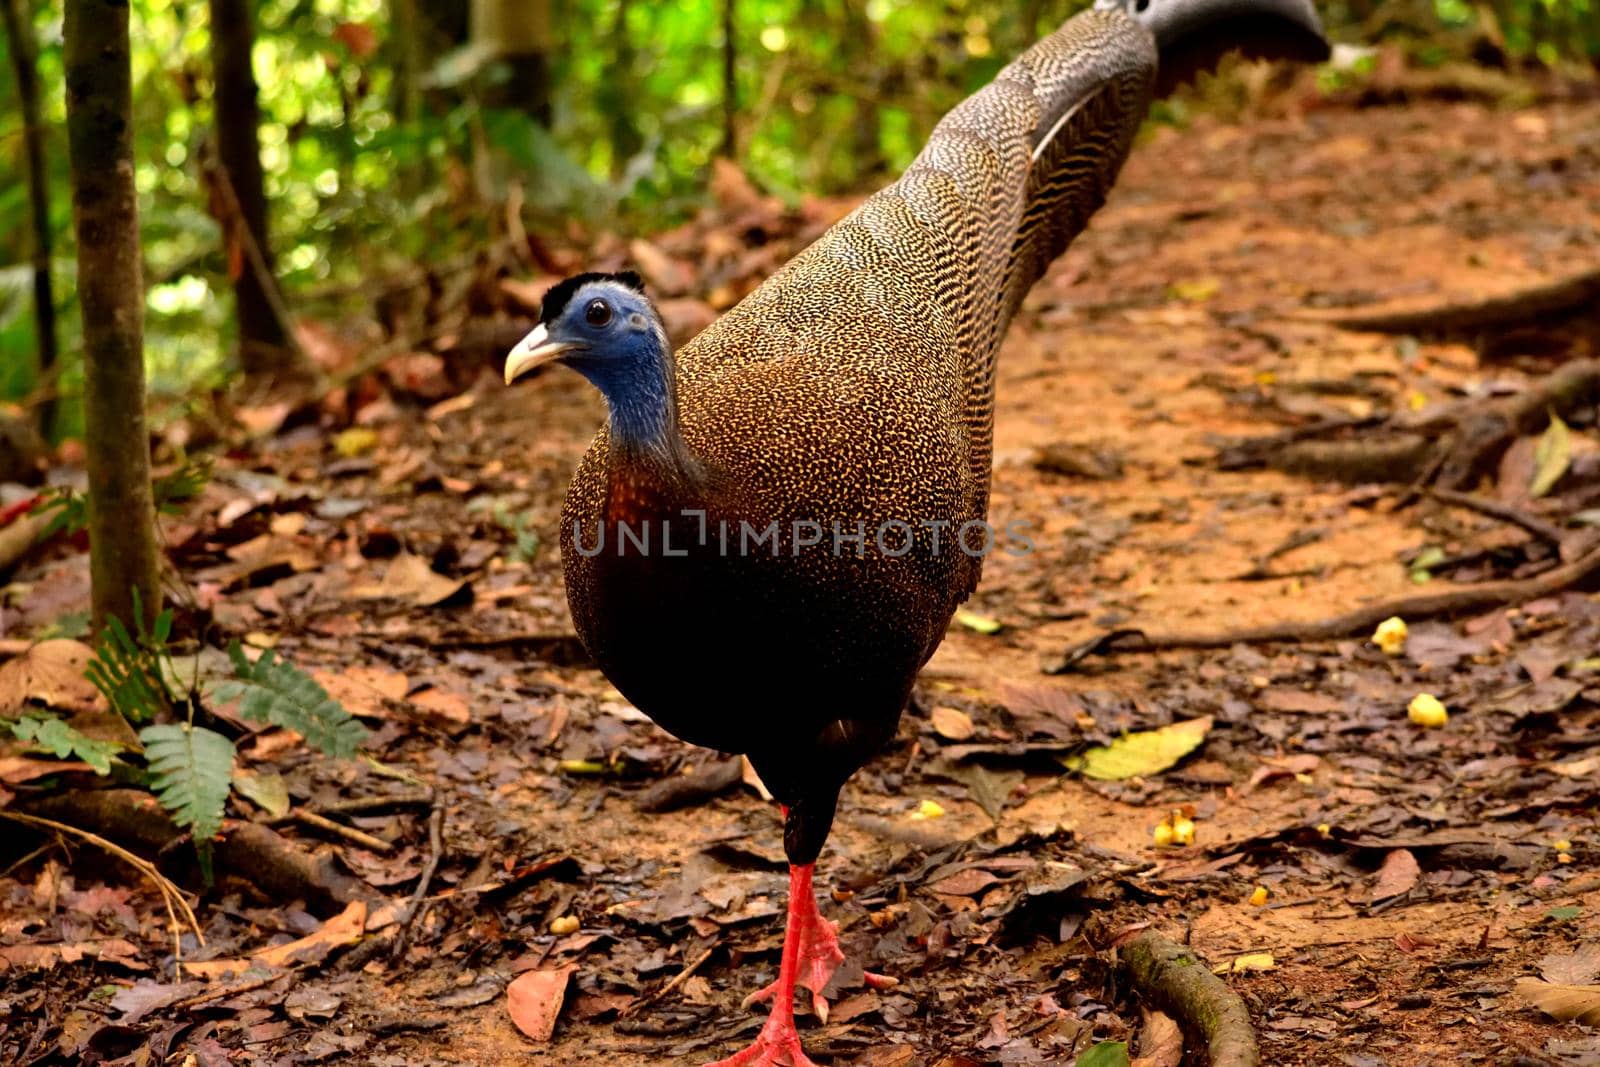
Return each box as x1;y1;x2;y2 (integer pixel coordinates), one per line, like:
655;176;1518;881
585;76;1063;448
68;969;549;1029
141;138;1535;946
705;1013;822;1067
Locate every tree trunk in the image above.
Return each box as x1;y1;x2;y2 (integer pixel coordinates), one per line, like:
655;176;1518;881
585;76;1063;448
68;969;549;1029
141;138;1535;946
719;0;737;158
209;0;307;387
2;0;59;439
64;0;163;636
471;0;552;124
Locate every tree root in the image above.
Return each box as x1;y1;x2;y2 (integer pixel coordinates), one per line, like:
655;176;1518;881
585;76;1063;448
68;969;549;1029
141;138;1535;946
1121;930;1259;1067
1322;267;1600;342
1217;359;1600;493
14;788;375;912
1059;539;1600;657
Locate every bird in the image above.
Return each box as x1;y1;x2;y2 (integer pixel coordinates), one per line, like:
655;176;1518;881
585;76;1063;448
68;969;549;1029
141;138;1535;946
505;1;1328;1063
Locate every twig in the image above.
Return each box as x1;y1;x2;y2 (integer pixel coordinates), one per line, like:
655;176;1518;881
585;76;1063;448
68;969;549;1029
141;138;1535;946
1121;930;1258;1067
1072;539;1600;654
0;810;205;961
623;942;719;1017
391;804;444;963
289;810;394;853
1426;487;1566;546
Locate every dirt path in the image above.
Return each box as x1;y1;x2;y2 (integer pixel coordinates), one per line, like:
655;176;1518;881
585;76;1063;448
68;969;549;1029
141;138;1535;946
4;97;1598;1066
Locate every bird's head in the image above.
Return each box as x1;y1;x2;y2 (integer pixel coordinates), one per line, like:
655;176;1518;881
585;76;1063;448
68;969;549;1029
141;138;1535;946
505;270;681;455
504;271;663;388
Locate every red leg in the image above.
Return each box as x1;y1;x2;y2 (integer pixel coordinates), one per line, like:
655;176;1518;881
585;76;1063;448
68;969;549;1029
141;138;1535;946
706;864;823;1067
739;864;846;1023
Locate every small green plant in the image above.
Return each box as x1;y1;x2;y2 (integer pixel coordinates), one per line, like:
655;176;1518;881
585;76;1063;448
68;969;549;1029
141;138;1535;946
213;641;369;759
8;712;124;775
72;588;367;880
31;455;213;539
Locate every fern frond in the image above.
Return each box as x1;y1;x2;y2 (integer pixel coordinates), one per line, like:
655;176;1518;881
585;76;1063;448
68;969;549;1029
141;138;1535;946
212;642;368;758
139;722;235;842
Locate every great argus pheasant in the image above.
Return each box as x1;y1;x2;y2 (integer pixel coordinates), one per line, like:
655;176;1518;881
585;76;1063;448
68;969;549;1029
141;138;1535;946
504;1;1328;1062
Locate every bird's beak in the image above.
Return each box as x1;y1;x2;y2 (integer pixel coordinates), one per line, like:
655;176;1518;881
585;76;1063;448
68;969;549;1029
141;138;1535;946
504;324;577;384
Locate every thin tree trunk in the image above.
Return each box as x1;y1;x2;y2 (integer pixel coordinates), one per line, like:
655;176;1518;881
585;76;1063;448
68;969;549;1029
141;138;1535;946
471;0;552;124
2;0;59;439
720;0;737;158
65;0;163;636
209;0;306;386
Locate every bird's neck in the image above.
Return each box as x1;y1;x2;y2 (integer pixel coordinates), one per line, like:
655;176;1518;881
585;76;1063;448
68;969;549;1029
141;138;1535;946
591;343;703;491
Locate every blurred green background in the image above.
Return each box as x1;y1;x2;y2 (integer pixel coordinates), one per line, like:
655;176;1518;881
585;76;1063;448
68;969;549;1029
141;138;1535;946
2;0;1597;436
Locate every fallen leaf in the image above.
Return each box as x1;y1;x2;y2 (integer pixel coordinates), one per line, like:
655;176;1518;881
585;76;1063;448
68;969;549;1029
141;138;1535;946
0;755;95;784
1078;1041;1132;1067
1063;717;1212;781
929;868;1000;897
930;706;975;740
1542;944;1600;986
355;553;467;606
507;966;575;1042
1516;978;1600;1025
1371;849;1421;902
1530;411;1571;498
411;687;471;726
1223;952;1276;974
311;667;408;720
954;608;1003;635
1131;1009;1184;1067
232;769;290;818
184;900;367;978
111;979;204;1023
0;640;104;717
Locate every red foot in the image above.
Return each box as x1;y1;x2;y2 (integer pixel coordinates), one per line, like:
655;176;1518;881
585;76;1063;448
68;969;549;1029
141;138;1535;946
740;899;845;1021
704;1009;821;1067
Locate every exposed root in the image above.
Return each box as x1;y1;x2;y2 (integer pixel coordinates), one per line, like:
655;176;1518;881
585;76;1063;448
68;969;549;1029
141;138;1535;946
1216;358;1600;494
636;757;743;813
1320;267;1600;345
0;810;204;961
1061;539;1600;656
15;788;375;912
1121;930;1258;1067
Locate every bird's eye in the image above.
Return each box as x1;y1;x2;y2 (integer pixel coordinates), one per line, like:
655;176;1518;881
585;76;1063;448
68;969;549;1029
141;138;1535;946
585;299;612;327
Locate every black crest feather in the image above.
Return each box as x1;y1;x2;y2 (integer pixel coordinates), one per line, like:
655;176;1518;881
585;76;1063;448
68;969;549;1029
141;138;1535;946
540;270;647;325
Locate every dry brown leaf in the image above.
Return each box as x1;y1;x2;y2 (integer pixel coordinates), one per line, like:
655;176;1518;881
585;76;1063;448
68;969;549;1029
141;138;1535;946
311;667;409;721
411;688;470;726
355;553;466;606
0;756;95;784
1371;848;1421;902
930;706;976;741
1131;1009;1184;1067
1542;944;1600;986
928;868;1000;897
1515;978;1600;1025
183;900;367;979
0;937;143;971
507;966;575;1042
0;640;104;718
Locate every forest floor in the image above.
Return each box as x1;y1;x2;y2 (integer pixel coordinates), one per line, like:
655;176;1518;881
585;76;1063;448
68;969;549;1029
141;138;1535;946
3;91;1600;1067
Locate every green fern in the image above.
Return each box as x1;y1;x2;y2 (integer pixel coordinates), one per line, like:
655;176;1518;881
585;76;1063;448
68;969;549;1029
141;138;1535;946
84;609;174;722
139;722;235;843
213;642;368;758
9;713;124;775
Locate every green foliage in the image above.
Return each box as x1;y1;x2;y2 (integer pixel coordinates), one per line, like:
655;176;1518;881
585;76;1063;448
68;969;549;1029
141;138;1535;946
32;455;212;538
138;721;236;847
213;641;369;758
2;0;1595;416
8;712;123;775
84;603;176;723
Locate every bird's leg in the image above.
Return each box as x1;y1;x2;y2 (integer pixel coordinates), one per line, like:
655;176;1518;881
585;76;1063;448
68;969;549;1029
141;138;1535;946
705;863;822;1067
738;862;846;1022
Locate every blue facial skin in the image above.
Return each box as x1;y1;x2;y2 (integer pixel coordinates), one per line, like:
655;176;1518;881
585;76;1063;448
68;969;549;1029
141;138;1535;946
546;282;676;453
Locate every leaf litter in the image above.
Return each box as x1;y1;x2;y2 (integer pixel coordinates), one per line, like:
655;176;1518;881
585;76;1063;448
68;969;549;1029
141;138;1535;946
0;97;1598;1067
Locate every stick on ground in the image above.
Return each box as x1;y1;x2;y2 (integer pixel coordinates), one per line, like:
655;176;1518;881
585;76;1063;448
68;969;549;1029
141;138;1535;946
1121;930;1258;1067
1062;539;1600;657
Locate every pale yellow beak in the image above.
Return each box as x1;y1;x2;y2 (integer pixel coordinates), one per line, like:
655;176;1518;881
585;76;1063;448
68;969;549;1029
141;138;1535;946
504;324;578;384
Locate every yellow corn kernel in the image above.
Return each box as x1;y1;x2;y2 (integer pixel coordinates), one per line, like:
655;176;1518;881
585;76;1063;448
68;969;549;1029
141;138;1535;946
1249;886;1269;907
